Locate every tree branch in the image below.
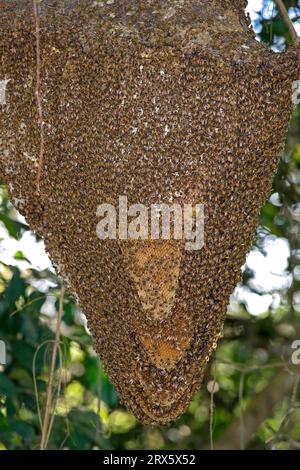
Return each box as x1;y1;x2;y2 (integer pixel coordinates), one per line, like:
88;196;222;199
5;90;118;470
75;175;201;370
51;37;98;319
274;0;299;43
214;368;297;450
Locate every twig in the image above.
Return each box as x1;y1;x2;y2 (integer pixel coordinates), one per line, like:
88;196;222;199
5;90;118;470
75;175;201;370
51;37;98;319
288;438;300;449
95;360;102;443
33;0;45;193
10;294;54;317
33;339;54;431
273;0;299;43
239;373;246;450
44;347;63;449
209;363;217;451
40;285;65;450
268;374;300;449
214;368;297;450
216;359;286;373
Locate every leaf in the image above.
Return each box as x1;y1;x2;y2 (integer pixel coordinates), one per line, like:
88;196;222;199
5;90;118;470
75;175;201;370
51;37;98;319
0;373;16;397
9;367;33;388
101;370;119;408
0;213;27;239
11;340;43;374
9;420;35;441
62;302;74;326
6;269;26;305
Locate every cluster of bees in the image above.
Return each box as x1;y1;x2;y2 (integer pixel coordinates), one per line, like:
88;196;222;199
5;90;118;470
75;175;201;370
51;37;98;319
0;0;298;424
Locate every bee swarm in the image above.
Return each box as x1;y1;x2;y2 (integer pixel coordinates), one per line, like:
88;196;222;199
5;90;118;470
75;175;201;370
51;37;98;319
0;0;299;424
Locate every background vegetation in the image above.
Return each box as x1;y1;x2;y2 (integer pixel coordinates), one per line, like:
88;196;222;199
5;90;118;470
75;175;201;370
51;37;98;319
0;0;300;450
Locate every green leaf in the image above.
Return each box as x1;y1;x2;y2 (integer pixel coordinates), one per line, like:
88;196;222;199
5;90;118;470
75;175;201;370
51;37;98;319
6;269;26;305
11;341;43;374
0;214;27;239
0;373;16;397
9;420;35;441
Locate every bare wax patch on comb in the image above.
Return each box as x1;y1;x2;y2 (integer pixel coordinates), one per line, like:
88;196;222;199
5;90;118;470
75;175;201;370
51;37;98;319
121;240;183;320
138;298;193;370
139;324;192;370
120;239;192;368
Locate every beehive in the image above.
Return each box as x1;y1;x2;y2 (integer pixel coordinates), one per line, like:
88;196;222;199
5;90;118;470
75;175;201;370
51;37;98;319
0;0;299;425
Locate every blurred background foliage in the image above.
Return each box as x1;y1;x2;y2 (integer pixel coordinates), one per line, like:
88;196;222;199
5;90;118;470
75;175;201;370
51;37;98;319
1;0;300;451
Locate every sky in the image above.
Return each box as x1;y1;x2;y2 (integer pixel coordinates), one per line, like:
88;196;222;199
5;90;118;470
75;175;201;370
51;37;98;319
247;0;300;36
247;0;264;17
0;0;297;316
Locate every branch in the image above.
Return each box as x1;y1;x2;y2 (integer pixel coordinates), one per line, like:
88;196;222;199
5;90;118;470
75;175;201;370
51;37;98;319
273;0;299;43
214;368;297;450
40;285;65;450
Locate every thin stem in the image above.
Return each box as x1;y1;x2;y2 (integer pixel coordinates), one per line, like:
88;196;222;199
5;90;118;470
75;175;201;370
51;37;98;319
40;285;65;450
33;339;56;431
273;0;299;43
44;347;63;449
209;364;217;451
33;0;45;193
239;372;246;450
95;360;102;443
